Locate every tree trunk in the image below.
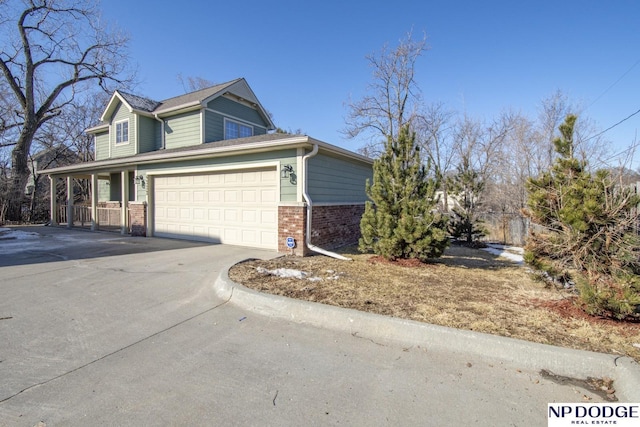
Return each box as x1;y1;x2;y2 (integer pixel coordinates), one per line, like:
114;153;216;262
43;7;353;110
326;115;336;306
7;128;36;221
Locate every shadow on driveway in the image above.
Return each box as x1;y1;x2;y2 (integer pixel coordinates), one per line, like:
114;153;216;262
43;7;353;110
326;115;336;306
0;225;212;267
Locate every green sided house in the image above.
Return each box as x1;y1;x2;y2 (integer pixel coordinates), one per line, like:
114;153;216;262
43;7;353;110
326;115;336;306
42;78;373;255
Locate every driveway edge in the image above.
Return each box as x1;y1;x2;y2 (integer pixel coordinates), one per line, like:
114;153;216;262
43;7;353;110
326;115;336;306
215;264;640;402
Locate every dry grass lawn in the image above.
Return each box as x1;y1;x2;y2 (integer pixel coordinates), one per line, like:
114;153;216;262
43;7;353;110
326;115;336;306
228;244;640;362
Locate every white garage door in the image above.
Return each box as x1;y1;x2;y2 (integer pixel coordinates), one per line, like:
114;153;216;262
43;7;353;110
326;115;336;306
153;168;278;249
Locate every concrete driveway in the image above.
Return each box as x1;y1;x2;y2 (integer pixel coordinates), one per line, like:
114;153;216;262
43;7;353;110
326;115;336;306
0;226;627;426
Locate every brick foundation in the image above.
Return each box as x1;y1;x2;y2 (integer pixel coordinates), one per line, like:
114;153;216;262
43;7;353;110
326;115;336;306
278;205;307;256
277;204;365;256
309;204;365;250
128;202;147;237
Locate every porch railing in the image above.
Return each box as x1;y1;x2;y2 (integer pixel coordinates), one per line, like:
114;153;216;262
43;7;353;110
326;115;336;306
57;204;130;232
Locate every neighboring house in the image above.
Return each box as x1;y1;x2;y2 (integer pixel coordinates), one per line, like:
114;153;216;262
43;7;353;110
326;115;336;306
24;146;79;222
42;78;373;255
26;146;77;196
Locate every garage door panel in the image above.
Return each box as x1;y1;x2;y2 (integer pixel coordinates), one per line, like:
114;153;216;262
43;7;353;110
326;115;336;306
261;189;277;203
242;171;257;183
168;191;180;202
207;228;222;242
193;191;205;203
208;190;221;202
261;170;276;182
193;208;205;220
179;191;191;202
242;210;257;223
224;173;239;184
261;210;277;224
208;209;221;221
224;209;238;222
154;168;277;249
224;190;238;203
261;231;277;245
223;228;238;241
242;190;257;203
242;230;256;243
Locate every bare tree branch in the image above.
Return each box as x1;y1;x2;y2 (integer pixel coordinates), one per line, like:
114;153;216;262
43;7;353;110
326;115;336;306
0;0;135;220
343;30;428;155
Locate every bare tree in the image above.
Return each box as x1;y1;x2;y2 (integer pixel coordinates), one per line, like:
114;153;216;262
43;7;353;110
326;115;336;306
491;113;537;213
533;90;570;169
177;74;216;93
416;102;456;209
530;90;609;170
0;0;134;220
344;31;428;157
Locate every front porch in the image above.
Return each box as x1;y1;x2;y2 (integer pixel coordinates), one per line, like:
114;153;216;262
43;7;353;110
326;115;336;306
55;202;147;235
49;171;147;236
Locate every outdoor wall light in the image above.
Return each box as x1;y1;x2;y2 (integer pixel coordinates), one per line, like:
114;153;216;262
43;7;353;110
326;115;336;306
281;164;294;179
135;175;146;187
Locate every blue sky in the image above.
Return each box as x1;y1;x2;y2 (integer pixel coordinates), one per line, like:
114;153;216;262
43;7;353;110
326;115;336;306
101;0;640;162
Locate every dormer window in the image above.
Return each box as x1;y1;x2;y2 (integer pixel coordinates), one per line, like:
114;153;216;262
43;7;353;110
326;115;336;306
115;119;129;144
224;118;253;140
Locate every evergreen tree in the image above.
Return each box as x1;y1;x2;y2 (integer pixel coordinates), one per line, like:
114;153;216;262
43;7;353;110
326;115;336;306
526;115;640;319
448;154;487;243
359;125;449;261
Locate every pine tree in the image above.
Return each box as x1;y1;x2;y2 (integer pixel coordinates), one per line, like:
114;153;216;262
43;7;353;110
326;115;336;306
448;154;487;243
526;115;640;319
359;125;449;261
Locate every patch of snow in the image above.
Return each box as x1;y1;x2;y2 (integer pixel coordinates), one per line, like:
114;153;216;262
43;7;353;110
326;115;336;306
0;229;47;256
0;228;40;240
481;244;524;264
486;243;524;254
256;267;309;279
256;266;324;281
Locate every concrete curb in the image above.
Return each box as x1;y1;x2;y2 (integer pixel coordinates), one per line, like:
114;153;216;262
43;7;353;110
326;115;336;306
215;264;640;402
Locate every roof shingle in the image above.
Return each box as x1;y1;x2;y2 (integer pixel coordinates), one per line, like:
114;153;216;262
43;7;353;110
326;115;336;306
118;91;161;112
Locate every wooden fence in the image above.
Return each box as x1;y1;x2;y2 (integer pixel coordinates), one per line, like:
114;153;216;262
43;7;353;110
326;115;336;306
478;212;530;246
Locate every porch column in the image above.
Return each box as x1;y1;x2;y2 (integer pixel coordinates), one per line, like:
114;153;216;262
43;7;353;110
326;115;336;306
66;176;73;228
121;170;129;235
91;173;98;231
49;176;58;226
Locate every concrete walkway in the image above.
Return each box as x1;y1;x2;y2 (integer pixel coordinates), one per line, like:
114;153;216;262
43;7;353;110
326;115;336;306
0;226;638;427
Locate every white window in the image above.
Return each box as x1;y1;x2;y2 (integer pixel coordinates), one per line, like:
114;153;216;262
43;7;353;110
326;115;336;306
224;118;253;140
115;119;129;144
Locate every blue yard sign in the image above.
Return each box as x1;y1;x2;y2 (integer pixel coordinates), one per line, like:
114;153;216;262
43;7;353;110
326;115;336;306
286;237;295;249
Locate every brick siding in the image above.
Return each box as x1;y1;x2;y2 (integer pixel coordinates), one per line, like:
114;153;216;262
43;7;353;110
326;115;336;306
128;202;147;237
278;205;307;256
309;204;365;250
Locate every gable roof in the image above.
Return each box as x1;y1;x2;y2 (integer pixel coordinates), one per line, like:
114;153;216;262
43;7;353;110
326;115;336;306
118;91;161;112
153;79;241;113
96;78;274;130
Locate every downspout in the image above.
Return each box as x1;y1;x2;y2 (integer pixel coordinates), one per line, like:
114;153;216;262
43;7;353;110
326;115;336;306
302;144;352;261
154;114;165;149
